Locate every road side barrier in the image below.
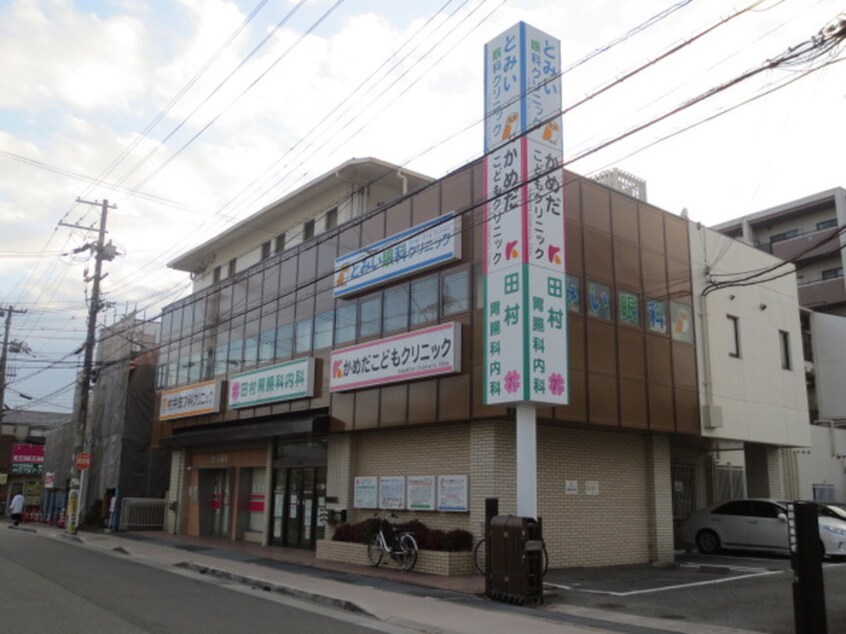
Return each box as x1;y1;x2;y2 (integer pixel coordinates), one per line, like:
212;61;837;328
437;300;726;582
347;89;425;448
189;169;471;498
118;498;167;531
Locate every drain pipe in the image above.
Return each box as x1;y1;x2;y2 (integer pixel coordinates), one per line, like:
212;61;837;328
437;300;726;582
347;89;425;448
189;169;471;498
397;169;408;195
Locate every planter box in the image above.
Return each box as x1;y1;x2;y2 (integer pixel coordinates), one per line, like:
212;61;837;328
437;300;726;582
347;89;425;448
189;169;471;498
316;539;476;577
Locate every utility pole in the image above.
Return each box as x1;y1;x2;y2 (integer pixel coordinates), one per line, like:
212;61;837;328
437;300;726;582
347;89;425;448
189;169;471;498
61;198;117;534
0;306;27;424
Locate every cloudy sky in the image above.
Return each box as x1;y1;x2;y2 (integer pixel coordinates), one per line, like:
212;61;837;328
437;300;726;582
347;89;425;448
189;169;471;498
0;0;843;412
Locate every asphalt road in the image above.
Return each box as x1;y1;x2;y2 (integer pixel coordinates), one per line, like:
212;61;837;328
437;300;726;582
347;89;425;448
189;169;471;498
544;552;846;633
0;527;412;634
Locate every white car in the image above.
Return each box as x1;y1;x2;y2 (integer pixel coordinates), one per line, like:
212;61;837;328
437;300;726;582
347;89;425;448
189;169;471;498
680;498;846;559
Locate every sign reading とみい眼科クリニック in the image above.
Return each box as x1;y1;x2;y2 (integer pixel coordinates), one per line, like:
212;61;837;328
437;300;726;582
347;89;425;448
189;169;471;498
483;22;568;406
333;213;460;298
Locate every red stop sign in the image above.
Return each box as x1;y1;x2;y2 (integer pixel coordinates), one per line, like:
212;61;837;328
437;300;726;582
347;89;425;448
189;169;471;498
74;452;92;471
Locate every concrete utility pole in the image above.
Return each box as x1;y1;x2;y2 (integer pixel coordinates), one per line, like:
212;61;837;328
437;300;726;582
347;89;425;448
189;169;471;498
61;198;117;534
0;306;27;424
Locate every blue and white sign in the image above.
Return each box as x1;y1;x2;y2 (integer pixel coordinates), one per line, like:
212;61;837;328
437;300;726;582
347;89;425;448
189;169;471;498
334;213;461;298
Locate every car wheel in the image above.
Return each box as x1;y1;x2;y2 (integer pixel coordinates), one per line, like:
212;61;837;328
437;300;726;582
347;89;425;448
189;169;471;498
697;529;721;554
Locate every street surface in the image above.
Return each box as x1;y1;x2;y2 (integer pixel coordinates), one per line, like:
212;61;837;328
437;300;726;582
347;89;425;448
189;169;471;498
0;527;413;634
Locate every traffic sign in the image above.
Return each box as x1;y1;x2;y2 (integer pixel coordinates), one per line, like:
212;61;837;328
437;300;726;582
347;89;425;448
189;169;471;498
74;452;92;471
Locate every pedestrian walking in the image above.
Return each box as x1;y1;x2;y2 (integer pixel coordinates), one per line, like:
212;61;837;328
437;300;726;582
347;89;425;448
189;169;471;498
9;492;25;526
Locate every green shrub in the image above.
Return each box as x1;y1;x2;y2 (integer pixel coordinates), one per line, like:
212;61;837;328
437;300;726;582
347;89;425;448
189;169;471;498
331;517;472;552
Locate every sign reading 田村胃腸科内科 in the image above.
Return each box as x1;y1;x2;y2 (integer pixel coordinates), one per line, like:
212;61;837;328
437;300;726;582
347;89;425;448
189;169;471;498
228;357;314;408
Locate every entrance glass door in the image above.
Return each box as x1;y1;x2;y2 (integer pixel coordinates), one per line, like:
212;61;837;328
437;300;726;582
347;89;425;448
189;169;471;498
273;467;326;549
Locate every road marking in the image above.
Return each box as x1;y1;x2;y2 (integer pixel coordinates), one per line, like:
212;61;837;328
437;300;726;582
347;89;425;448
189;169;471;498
546;569;784;597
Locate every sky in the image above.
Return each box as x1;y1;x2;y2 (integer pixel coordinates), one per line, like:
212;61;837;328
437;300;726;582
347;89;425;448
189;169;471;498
0;0;843;413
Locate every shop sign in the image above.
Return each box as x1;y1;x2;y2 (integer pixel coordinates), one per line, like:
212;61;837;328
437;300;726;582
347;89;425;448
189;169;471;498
228;358;315;409
330;322;460;392
437;475;469;512
334;213;460;298
483;22;567;406
0;473;7;485
11;443;44;464
159;379;223;421
11;463;42;476
44;472;55;489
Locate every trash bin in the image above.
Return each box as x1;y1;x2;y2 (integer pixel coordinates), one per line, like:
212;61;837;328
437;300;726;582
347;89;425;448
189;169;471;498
487;514;544;605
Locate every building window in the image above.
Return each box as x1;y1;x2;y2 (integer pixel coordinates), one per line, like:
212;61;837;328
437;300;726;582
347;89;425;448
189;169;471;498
275;322;293;360
769;228;799;244
443;269;469;316
303;219;315;240
383;284;409;333
313;311;334;350
821;267;843;280
334;303;357;345
295;317;313;354
727;314;741;358
261;241;271;260
227;258;236;278
817;218;838;231
325;208;338;231
275;232;286;253
779;330;791;370
212;266;221;283
359;292;382;339
411;275;438;325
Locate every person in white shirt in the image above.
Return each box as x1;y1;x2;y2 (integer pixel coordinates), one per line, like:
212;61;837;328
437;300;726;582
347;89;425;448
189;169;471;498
9;492;25;526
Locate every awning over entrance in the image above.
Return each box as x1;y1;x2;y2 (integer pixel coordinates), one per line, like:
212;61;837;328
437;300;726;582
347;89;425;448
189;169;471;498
160;413;330;448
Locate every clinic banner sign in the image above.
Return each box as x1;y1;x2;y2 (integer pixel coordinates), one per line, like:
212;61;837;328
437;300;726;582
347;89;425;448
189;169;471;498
483;22;568;406
12;443;44;464
330;322;461;392
160;379;224;421
228;358;315;409
334;213;460;298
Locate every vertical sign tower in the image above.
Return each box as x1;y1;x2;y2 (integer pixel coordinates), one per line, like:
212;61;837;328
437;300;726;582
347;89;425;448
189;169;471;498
483;23;566;517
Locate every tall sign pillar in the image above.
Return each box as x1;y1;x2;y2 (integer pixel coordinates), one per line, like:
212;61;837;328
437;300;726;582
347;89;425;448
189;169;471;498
483;23;566;518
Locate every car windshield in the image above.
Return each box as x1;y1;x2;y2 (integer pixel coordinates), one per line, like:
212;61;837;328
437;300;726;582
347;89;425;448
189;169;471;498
820;504;846;521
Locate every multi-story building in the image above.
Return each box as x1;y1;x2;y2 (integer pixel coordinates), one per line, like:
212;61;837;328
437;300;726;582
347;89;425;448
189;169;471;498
714;188;846;502
153;155;809;568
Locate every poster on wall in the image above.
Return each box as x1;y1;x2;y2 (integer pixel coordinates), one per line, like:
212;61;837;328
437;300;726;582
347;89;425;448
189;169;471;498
379;476;406;510
437;475;469;512
353;476;378;509
406;475;436;511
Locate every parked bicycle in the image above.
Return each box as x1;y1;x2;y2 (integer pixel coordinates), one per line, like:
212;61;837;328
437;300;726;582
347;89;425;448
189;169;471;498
367;512;419;572
473;537;549;575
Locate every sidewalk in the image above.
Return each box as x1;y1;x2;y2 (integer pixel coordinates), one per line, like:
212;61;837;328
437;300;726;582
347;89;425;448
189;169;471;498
5;521;760;634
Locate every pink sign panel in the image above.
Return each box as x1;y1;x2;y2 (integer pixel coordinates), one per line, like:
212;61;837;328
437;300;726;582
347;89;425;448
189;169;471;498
12;443;44;464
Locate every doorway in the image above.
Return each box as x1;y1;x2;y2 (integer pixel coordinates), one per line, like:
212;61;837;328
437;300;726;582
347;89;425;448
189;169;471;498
198;468;231;538
272;466;326;549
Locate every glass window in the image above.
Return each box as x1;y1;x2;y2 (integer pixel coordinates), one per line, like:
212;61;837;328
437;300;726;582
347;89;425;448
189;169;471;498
586;281;612;320
713;501;752;516
156;364;168;390
817;218;837;231
822;267;843;280
259;328;275;364
727;314;740;357
325;208;338;231
275;232;286;253
334;303;357;345
243;335;258;369
670;302;694;343
303;219;315;240
770;229;799;244
442;269;469;316
779;330;791;370
295;317;313;354
411;275;439;325
261;241;271;260
565;275;581;313
227;258;236;277
618;290;640;327
383;284;409;333
359;293;382;338
275;323;293;360
313;311;334;350
646;299;667;334
228;339;243;372
214;341;228;375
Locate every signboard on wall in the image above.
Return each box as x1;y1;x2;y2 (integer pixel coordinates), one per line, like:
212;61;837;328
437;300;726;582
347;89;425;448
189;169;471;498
482;22;568;406
437;475;469;512
11;443;44;464
353;476;378;509
330;322;461;392
159;379;224;421
379;476;406;510
228;358;315;409
407;475;436;511
334;213;461;298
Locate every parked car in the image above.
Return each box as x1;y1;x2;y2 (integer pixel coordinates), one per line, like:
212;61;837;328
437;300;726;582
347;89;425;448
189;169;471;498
680;498;846;559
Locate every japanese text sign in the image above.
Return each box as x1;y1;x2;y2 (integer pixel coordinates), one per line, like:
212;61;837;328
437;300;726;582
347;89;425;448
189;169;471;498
11;443;44;464
330;322;461;392
228;358;315;409
334;213;460;298
160;379;223;421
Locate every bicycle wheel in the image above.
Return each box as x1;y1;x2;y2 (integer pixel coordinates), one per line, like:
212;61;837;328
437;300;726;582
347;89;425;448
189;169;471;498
397;533;418;572
473;538;486;574
542;541;549;576
367;534;384;567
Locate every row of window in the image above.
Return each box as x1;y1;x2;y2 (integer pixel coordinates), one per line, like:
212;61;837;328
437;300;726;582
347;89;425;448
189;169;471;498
726;314;792;370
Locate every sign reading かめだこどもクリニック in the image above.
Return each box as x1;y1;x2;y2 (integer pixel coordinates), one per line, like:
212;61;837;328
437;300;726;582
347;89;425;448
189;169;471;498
228;358;315;409
329;322;460;392
333;213;460;298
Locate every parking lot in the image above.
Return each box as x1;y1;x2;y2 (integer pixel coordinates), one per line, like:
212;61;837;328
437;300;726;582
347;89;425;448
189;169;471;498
542;553;846;633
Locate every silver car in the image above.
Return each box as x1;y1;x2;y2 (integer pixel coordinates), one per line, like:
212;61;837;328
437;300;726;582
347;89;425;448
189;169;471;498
681;498;846;559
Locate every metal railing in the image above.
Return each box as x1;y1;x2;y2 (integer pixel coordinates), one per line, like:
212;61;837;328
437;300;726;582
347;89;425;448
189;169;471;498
118;498;167;531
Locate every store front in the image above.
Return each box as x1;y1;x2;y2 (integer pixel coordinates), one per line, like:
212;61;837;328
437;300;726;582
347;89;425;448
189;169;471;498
271;438;327;549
